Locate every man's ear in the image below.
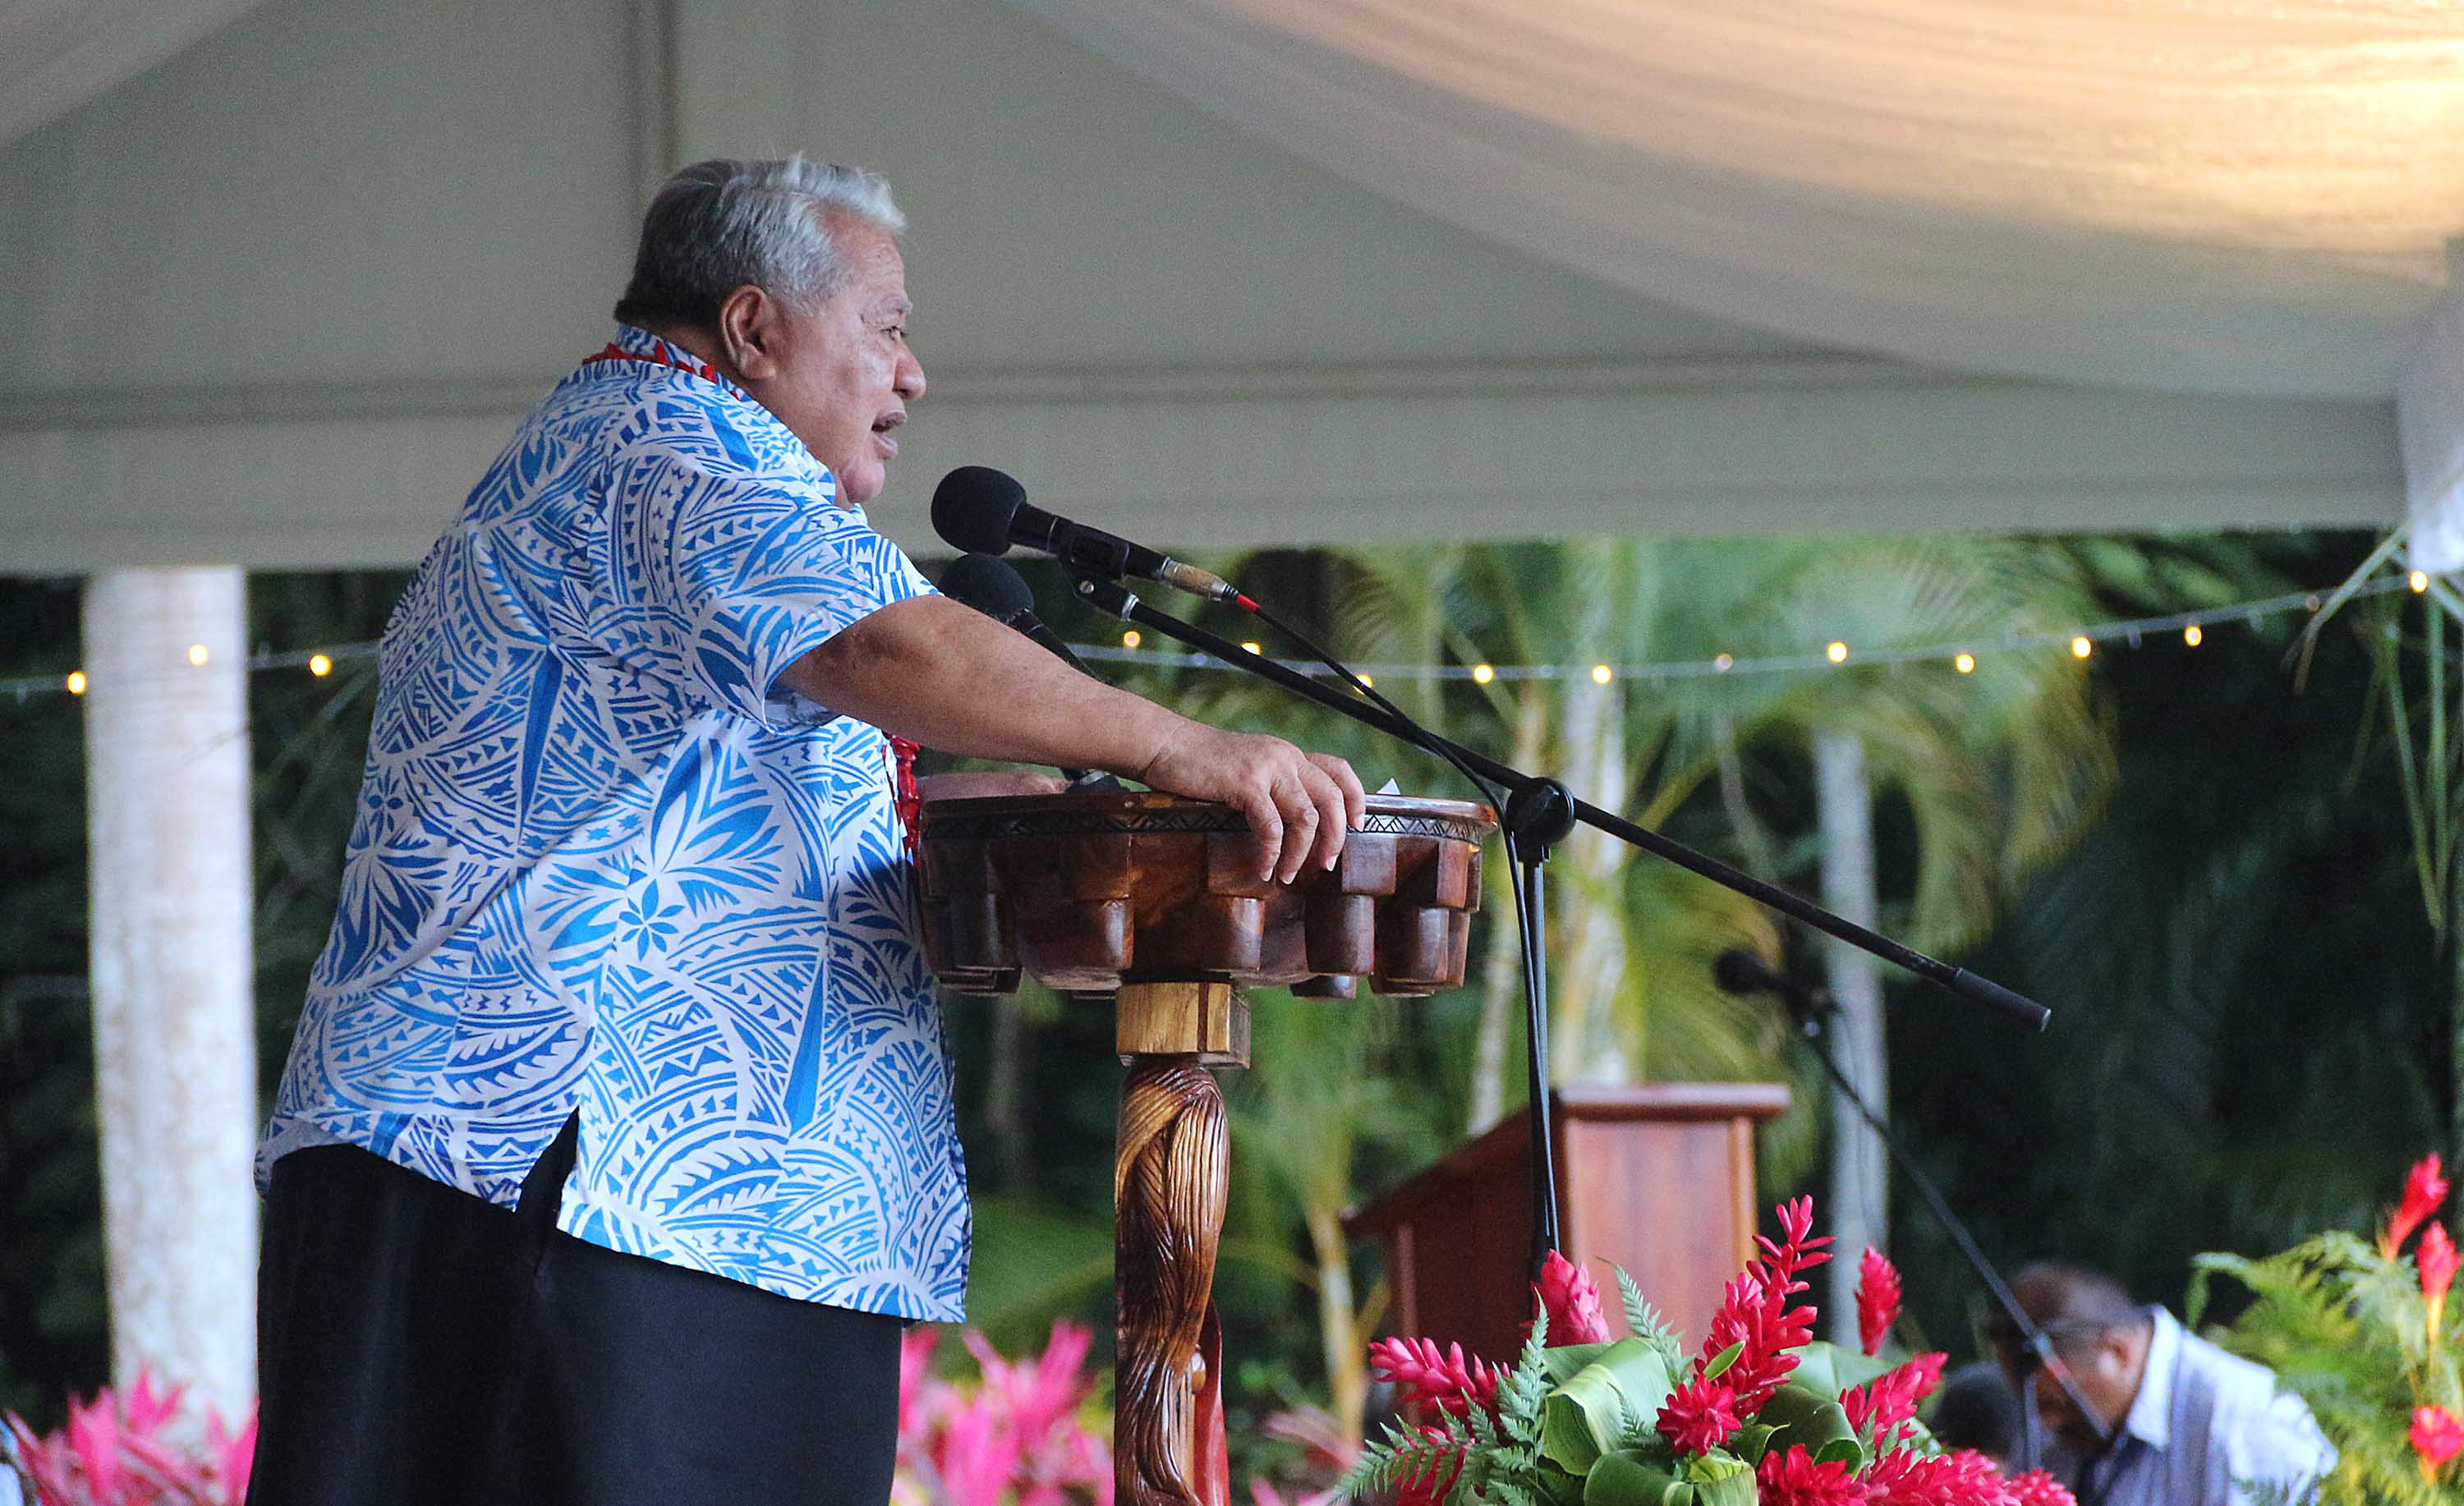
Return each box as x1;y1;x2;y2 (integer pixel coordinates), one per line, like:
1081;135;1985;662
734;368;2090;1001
715;284;782;381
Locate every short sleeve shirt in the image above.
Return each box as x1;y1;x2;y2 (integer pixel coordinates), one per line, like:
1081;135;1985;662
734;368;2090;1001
260;324;969;1320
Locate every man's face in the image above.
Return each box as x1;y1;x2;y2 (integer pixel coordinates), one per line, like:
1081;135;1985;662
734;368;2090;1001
735;215;925;506
2001;1330;2140;1454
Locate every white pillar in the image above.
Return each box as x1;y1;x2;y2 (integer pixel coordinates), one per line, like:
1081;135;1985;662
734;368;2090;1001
81;567;257;1416
1816;731;1887;1348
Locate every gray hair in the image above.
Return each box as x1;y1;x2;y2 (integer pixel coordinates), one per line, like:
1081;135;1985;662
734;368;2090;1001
613;156;904;330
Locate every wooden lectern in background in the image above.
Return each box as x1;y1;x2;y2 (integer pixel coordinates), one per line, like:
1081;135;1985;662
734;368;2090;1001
1345;1083;1791;1363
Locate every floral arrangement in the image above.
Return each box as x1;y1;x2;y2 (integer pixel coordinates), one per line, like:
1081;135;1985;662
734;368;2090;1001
895;1320;1114;1506
2;1370;255;1506
1340;1196;2076;1506
2190;1153;2464;1504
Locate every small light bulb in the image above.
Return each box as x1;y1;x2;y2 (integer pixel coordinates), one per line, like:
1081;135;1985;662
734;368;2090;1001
187;644;209;666
2185;624;2204;647
1471;663;1495;684
1591;664;1612;685
1239;641;1262;656
66;671;87;695
2305;594;2324;612
2413;570;2432;594
1121;631;1141;649
2071;636;2092;659
1954;654;1975;674
1357;674;1373;689
1712;653;1734;673
1826;641;1849;664
309;654;333;677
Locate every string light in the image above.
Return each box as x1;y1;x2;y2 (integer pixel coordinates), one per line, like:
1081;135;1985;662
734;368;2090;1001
0;576;2428;705
1357;674;1372;689
1239;641;1262;656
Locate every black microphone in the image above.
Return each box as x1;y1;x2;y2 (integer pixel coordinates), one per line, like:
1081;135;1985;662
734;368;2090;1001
937;552;1099;677
935;552;1118;788
1713;948;1837;1026
932;466;1239;604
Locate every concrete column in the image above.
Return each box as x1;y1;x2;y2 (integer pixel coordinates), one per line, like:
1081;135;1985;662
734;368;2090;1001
81;567;256;1416
1816;730;1887;1348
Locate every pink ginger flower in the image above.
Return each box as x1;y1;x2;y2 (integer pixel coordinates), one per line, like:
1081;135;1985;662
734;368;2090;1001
121;1366;186;1437
65;1393;126;1504
2424;1223;2461;1343
208;1404;260;1505
2414;1405;2464;1482
1754;1444;1864;1506
2008;1469;2081;1506
1529;1250;1614;1346
899;1326;945;1436
1653;1375;1740;1456
966;1320;1095;1458
934;1392;1023;1506
1856;1247;1904;1357
2383;1154;2450;1259
1368;1336;1500;1417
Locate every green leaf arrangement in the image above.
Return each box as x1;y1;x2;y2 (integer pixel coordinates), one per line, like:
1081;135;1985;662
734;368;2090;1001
2193;1155;2464;1505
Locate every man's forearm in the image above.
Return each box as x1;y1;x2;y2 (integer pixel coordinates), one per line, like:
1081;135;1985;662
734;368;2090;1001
779;594;1188;776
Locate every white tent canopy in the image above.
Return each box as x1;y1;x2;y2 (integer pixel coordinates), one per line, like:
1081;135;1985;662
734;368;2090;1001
0;0;2443;572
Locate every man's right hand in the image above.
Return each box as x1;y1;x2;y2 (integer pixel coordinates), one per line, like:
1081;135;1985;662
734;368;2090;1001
1136;726;1367;884
788;594;1368;880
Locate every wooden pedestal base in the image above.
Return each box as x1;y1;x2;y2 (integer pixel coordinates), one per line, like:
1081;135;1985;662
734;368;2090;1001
1114;983;1245;1506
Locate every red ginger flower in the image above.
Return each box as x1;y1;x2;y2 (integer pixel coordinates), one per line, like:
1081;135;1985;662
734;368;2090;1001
1368;1335;1500;1417
1857;1247;1904;1357
1862;1445;2013;1505
2008;1471;2080;1506
1754;1444;1864;1506
1758;1196;1835;1290
1530;1250;1614;1346
2423;1223;2460;1342
1393;1425;1463;1506
1655;1375;1741;1456
1842;1352;1947;1442
1698;1268;1814;1412
2384;1154;2450;1259
2414;1405;2464;1482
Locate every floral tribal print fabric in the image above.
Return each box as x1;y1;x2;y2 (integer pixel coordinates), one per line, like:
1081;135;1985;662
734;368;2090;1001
260;325;969;1320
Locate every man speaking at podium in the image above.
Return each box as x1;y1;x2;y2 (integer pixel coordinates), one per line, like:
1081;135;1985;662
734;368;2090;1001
250;156;1364;1506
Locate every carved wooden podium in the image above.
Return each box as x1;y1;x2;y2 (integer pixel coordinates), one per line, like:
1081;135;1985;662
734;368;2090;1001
917;791;1496;1506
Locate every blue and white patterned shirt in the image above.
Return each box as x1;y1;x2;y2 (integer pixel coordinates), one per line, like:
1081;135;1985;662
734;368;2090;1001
261;324;969;1320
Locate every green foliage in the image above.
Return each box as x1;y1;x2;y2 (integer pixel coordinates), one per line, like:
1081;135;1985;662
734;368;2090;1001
1612;1265;1688;1376
2198;1228;2460;1504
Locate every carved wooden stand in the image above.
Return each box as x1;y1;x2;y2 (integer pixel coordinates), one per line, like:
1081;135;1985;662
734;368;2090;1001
917;792;1494;1506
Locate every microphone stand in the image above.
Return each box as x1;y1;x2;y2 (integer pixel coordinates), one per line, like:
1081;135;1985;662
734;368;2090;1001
1070;572;2051;1292
1730;964;2113;1449
1067;574;2053;1032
